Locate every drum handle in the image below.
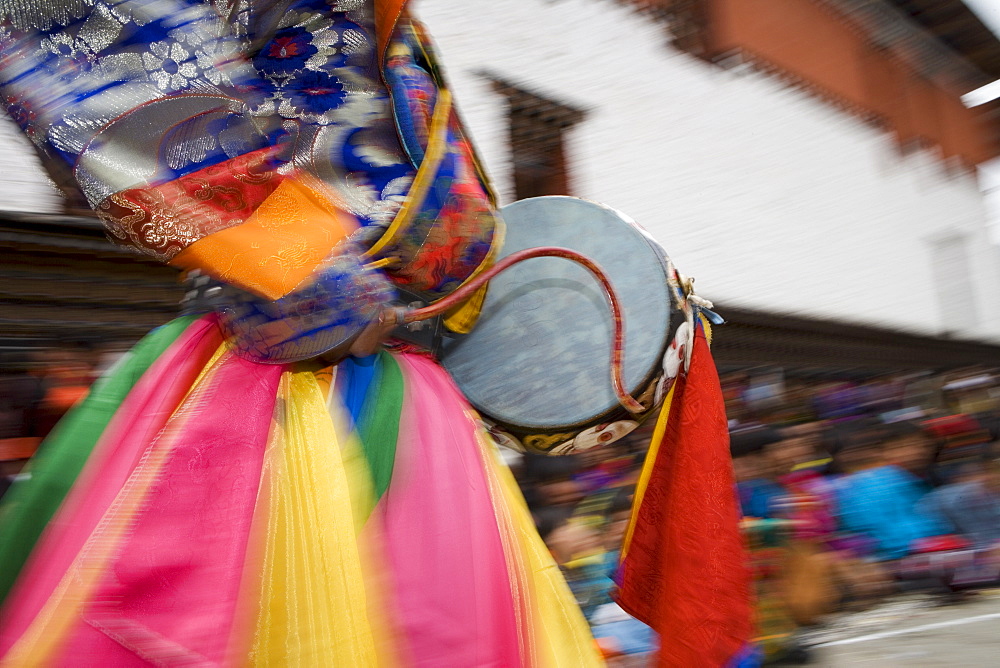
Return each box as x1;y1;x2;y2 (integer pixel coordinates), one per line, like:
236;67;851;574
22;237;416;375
399;246;646;414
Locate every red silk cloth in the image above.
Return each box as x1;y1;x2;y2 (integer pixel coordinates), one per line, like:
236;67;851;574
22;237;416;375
99;146;284;261
616;327;754;667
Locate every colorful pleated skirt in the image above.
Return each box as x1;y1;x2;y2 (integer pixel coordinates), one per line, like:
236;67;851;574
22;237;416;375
0;315;602;667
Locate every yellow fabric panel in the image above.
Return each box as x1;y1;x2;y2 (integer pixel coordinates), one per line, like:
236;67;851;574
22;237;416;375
248;370;387;667
326;394;378;534
621;380;677;561
171;179;358;301
473;424;605;668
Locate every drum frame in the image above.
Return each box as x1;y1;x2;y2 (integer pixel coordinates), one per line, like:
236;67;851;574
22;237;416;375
438;196;684;455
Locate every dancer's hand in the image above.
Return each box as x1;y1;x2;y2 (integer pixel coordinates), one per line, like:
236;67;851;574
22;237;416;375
348;307;404;357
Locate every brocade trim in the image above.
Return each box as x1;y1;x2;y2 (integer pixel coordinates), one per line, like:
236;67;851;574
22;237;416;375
98;147;282;261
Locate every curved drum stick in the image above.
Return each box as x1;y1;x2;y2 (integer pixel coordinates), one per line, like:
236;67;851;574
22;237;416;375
400;246;645;415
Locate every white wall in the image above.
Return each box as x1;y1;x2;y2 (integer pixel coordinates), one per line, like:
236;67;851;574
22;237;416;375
416;0;1000;343
0;114;61;214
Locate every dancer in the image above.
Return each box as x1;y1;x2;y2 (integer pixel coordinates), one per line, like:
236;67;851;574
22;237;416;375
0;1;600;664
0;1;755;664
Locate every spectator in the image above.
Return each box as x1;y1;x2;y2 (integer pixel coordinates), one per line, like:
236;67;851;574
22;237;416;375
919;459;1000;550
730;426;785;519
834;421;949;561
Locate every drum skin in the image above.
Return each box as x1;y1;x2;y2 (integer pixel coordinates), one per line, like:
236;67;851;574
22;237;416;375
440;196;675;454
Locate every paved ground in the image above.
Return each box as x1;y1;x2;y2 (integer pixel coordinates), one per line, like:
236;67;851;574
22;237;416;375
804;590;1000;666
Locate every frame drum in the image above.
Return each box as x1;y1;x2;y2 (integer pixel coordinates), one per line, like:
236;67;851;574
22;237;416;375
440;196;677;454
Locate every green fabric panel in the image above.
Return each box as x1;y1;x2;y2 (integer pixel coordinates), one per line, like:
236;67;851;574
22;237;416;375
356;352;404;502
0;315;198;605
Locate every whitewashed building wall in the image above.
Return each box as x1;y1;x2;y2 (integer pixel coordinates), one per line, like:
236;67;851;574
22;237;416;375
0;114;61;214
417;0;1000;344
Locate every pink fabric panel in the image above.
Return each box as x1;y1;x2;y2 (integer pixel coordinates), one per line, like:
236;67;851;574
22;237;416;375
377;353;521;667
50;354;283;665
0;316;223;653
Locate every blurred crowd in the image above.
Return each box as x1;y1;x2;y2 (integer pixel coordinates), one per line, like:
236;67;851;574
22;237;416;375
2;348;999;664
509;366;1000;664
0;344;125;495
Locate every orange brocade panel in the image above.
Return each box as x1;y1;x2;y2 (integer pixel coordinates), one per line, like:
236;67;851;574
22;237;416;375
171;178;359;301
707;0;998;165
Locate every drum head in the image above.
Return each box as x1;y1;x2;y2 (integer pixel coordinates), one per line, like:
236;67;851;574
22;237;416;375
440;196;673;432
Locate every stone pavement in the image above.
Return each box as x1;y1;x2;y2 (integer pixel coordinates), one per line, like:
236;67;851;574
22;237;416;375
804;590;1000;666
